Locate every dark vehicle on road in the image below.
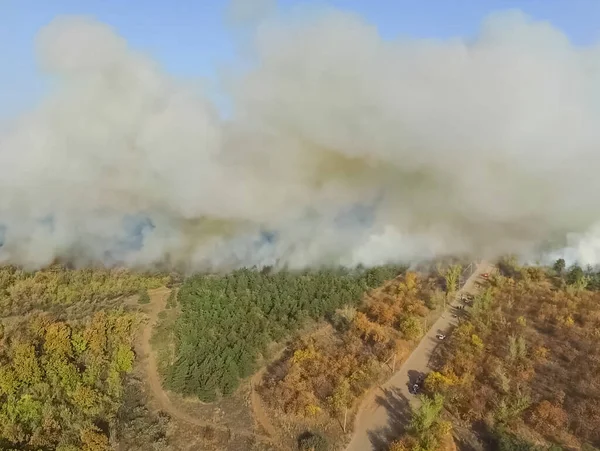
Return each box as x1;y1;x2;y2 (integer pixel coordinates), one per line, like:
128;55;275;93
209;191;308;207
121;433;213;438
410;374;425;394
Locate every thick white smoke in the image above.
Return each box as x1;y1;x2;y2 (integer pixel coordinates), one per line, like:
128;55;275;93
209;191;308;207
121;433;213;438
1;9;600;271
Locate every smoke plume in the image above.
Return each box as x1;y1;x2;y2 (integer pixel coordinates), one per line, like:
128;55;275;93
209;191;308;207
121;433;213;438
1;9;600;271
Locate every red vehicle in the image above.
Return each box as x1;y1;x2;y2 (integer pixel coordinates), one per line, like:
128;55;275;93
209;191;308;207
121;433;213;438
481;273;489;279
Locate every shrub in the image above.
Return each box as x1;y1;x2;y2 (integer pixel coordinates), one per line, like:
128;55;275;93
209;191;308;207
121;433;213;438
298;431;328;451
399;315;423;340
492;428;541;451
138;290;150;305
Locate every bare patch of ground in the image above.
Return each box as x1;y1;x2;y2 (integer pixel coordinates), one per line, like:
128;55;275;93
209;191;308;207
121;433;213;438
251;356;282;440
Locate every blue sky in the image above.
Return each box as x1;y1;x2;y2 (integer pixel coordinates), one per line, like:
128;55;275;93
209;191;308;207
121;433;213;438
1;0;599;118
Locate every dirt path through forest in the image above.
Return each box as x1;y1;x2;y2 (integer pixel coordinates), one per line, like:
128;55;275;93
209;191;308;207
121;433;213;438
139;288;209;427
251;356;282;440
346;262;495;451
137;287;277;447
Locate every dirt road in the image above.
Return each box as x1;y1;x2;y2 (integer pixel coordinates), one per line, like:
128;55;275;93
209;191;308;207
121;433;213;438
251;356;282;440
346;262;494;451
138;287;209;427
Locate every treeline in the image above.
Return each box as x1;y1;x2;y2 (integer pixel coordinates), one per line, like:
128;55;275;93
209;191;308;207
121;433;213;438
165;265;405;401
502;257;600;292
261;272;442;427
425;260;600;450
555;258;600;293
0;310;137;450
0;265;168;316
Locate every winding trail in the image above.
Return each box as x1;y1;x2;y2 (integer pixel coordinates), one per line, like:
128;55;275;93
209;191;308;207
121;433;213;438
346;262;494;451
137;287;277;447
251;356;282;440
138;288;203;427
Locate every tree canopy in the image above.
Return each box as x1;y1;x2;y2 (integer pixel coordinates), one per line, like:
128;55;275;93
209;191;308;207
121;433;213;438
426;261;600;450
0;310;137;450
0;265;167;317
165;265;405;401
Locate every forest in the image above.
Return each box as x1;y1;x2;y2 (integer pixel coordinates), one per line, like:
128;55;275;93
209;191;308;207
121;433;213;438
5;257;600;451
0;265;175;451
0;265;167;317
422;259;600;451
0;309;137;450
259;270;445;447
261;271;440;414
164;265;406;401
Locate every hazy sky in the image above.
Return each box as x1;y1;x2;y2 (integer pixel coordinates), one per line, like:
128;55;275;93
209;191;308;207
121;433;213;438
1;0;599;118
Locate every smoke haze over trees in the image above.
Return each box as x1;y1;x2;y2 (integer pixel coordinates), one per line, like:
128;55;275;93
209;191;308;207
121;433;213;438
2;8;600;270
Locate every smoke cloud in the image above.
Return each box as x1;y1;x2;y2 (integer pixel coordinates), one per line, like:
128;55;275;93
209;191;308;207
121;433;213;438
226;0;276;26
1;9;600;271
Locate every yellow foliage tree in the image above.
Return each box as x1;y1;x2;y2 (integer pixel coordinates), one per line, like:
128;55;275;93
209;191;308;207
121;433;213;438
292;342;320;364
44;322;73;359
12;342;42;386
533;346;549;363
353;312;389;343
84;311;108;360
71;384;102;416
80;426;111;451
471;334;484;351
398;272;419;296
425;371;459;394
305;403;322;417
400;315;423;341
328;378;353;414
